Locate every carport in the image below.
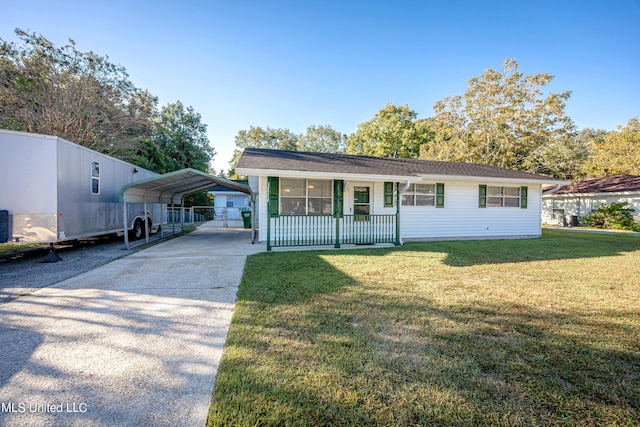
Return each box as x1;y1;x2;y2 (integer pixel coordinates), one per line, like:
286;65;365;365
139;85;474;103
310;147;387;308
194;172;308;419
119;168;255;249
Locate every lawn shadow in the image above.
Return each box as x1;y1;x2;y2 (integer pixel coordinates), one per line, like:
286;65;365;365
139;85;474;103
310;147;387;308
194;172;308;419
357;229;640;267
236;251;359;305
215;271;640;425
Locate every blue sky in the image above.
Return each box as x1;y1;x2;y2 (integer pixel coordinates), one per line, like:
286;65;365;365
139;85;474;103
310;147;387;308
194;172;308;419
2;0;639;171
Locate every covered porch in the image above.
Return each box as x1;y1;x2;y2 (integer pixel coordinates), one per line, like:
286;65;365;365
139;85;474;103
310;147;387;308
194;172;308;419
265;179;403;251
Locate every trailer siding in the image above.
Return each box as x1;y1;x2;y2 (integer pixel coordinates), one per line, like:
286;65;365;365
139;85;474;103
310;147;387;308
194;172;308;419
0;129;163;243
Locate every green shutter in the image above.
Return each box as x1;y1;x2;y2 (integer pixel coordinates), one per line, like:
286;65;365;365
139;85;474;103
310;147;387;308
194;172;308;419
384;182;394;207
334;180;344;216
436;183;445;208
268;177;279;216
479;185;487;208
520;186;528;209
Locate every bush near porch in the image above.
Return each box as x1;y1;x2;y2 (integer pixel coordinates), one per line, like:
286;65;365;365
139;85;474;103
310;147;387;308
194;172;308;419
208;230;640;426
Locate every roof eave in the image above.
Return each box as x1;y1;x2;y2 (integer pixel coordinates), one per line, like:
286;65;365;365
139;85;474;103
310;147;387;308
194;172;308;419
414;174;568;185
236;167;417;182
237;167;568;185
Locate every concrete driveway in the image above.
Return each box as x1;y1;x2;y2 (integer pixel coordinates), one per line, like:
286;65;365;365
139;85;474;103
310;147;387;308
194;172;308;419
0;221;264;426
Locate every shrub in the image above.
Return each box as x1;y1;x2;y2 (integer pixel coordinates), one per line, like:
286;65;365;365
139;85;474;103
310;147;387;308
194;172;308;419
581;201;636;230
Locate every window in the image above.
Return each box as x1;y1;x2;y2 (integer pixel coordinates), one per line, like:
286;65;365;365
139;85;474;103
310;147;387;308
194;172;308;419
402;184;435;206
227;195;250;208
552;200;565;219
91;162;100;194
280;178;332;215
480;185;528;208
486;186;520;207
307;179;332;214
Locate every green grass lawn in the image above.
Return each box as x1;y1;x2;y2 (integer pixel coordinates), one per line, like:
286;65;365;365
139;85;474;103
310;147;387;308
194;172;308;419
207;230;640;426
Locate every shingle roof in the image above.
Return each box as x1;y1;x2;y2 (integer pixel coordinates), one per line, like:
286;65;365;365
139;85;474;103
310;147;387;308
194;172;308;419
550;175;640;195
237;148;565;182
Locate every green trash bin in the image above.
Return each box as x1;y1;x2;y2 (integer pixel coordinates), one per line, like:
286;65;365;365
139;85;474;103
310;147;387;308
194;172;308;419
241;210;252;229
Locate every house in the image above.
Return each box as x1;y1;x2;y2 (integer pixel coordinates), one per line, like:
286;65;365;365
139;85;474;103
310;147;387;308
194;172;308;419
209;180;252;220
542;174;640;225
237;148;568;250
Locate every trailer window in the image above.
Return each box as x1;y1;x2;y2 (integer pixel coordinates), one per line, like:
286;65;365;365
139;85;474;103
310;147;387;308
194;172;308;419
92;162;100;194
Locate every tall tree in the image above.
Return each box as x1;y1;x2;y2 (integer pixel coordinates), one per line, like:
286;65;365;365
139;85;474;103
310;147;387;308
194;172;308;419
582;117;640;176
0;29;148;161
299;124;345;153
154;101;215;172
229;126;299;176
422;59;580;177
346;103;430;158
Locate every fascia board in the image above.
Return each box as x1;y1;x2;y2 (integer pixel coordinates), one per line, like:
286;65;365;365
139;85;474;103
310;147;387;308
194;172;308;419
237;168;567;186
414;174;569;186
236;168;417;182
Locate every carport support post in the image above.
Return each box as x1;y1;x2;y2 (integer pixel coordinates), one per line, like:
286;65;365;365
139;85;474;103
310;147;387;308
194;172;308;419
171;202;175;235
144;197;149;242
181;197;185;231
123;199;130;249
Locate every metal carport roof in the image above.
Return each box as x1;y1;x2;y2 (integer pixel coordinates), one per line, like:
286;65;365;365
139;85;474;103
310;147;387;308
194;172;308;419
119;168;251;204
119;168;254;248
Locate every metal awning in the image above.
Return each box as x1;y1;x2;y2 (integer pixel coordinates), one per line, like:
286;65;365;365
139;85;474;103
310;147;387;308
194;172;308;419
119;168;251;204
119;168;254;248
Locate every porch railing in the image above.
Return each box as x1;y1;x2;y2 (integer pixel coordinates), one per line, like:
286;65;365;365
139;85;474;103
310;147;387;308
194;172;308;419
267;214;398;250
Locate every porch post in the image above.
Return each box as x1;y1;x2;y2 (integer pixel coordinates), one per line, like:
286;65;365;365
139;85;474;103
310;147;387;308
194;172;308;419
266;192;272;252
334;214;340;249
333;179;343;249
395;182;401;246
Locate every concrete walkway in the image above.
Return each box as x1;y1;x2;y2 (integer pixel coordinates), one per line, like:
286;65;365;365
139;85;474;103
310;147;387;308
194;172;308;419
0;221;264;426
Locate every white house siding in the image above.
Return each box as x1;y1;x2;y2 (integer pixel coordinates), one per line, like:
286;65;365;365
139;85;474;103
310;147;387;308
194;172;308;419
401;180;542;240
211;191;251;220
255;176;542;242
542;194;640;224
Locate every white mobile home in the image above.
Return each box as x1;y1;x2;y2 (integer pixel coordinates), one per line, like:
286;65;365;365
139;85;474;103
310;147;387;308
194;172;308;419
0;129;164;243
236;148;568;250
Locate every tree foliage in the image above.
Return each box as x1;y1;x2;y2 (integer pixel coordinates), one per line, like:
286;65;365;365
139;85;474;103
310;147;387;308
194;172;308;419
581;117;640;176
421;59;583;178
154;101;215;173
0;29;215;176
299;124;345;153
345;103;431;158
229;124;345;177
0;29;145;160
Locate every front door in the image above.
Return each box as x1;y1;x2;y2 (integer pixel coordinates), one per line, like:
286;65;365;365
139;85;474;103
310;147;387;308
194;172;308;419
353;185;370;220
